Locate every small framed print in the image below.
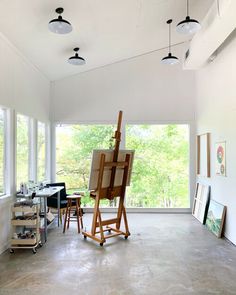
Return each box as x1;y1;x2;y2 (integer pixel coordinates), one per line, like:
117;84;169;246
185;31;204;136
215;142;226;177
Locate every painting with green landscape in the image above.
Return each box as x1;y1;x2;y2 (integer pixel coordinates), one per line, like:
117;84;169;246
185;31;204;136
205;200;226;238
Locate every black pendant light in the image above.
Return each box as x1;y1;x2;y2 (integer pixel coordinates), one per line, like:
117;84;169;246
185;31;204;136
68;48;86;65
176;0;201;35
48;8;72;34
161;19;179;65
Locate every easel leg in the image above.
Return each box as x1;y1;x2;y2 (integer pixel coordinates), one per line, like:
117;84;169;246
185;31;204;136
98;210;105;244
116;196;125;230
122;206;130;236
91;196;99;235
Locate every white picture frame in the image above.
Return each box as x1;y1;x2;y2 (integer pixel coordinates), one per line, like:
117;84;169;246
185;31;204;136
192;183;210;224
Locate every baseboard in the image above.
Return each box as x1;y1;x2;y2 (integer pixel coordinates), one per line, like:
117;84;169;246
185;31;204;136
83;208;192;214
223;235;236;247
0;240;10;255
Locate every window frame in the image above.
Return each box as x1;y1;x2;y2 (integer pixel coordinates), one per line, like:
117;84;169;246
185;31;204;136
125;123;190;209
0;107;7;196
53;120;194;212
16;113;31;189
37;121;47;182
54;123;116;196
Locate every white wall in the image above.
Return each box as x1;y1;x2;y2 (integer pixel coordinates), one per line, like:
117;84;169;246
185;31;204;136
0;33;50;122
52;44;196;123
196;32;236;245
0;33;50;254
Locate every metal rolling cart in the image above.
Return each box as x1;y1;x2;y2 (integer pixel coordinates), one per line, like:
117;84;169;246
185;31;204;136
16;186;63;242
10;202;42;254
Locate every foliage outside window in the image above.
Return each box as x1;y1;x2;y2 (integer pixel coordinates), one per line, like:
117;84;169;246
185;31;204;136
56;124;189;208
16;114;29;190
56;124;115;207
0;109;5;195
37;121;46;181
126;124;189;208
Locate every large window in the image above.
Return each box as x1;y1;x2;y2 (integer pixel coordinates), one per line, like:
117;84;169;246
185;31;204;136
0;109;5;195
56;124;114;206
37;121;46;181
126;124;189;208
56;123;190;209
16;114;29;189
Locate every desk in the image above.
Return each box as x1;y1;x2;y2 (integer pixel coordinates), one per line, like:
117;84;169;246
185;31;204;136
17;186;63;242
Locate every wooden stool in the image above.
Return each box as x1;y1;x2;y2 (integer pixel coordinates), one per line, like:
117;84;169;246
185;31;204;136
63;195;83;234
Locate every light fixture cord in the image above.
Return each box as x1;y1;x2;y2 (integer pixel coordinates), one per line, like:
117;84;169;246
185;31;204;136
187;0;189;16
217;0;220;17
169;22;171;53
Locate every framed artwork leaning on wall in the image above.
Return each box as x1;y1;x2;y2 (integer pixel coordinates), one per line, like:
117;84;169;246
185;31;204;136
197;133;211;178
205;199;226;238
192;183;210;224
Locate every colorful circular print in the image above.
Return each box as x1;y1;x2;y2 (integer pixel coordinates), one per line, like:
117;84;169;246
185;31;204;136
217;145;224;164
220;164;225;175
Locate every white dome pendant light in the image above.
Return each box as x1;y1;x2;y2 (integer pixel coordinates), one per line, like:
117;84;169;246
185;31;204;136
161;19;179;65
48;8;72;34
176;0;201;35
68;48;86;65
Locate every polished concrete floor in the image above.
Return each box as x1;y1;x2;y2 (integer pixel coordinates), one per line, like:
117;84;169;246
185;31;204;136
0;213;236;295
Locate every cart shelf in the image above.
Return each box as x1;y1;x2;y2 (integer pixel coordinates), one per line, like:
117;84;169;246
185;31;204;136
12;206;37;213
11;219;37;226
11;237;37;246
10;203;41;254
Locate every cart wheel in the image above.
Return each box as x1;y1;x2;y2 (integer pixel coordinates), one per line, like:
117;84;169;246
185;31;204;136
125;236;128;240
9;249;14;254
32;248;37;254
83;235;87;240
100;243;103;247
38;242;43;248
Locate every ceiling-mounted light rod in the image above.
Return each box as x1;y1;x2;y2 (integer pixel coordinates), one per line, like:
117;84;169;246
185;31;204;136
68;48;86;65
176;0;201;35
216;0;221;17
161;19;179;65
186;0;189;16
48;7;72;34
168;19;171;54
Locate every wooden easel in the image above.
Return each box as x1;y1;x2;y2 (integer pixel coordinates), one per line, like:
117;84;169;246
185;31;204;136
82;111;131;246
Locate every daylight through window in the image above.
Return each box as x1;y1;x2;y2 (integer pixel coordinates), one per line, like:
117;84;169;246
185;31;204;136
16;114;29;189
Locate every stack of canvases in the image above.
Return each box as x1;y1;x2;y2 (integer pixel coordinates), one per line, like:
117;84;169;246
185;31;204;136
194;134;227;238
192;184;226;238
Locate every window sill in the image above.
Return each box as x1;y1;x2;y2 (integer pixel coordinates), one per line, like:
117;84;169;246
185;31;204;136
0;194;13;203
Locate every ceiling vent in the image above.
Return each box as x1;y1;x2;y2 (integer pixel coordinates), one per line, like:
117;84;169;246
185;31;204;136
183;0;236;69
